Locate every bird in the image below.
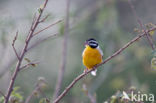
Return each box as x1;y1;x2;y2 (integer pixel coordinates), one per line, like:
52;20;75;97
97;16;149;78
82;38;103;76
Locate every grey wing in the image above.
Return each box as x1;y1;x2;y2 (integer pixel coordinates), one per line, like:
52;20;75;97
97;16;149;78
97;46;103;57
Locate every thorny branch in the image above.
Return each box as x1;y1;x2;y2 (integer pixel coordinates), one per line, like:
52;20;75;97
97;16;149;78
4;0;49;103
53;27;156;103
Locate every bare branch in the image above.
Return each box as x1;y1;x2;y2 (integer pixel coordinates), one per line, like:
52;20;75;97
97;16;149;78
87;93;96;103
39;14;50;23
4;0;49;103
128;0;155;50
27;33;58;51
25;77;48;103
82;84;96;103
25;84;40;103
53;27;156;103
33;20;62;36
12;31;20;60
127;0;143;29
53;0;70;100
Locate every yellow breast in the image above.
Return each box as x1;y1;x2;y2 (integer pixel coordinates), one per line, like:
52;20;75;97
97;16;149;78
82;46;103;69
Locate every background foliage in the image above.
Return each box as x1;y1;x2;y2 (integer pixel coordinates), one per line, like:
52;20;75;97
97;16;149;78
0;0;156;103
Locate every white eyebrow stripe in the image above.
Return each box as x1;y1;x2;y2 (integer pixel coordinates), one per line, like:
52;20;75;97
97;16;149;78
90;43;98;46
89;40;97;43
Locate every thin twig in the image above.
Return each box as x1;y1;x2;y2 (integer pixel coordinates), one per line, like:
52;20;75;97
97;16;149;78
27;33;58;51
12;31;20;60
19;61;40;71
28;13;37;35
127;0;143;29
4;0;48;103
33;20;62;36
0;90;6;99
83;84;96;103
128;0;155;50
25;83;40;103
53;0;70;100
39;14;50;23
25;77;48;103
53;27;156;103
88;93;96;103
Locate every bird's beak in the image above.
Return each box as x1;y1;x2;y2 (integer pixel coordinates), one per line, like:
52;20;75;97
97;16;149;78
84;41;88;46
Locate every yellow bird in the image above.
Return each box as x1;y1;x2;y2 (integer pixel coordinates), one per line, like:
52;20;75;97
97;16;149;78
82;38;103;76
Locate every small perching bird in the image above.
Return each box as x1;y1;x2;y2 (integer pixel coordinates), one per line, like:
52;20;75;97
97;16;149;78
82;38;103;76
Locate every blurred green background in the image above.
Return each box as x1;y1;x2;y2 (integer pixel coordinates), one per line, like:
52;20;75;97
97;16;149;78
0;0;156;103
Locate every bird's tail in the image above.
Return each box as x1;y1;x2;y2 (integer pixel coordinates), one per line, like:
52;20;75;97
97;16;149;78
91;69;97;76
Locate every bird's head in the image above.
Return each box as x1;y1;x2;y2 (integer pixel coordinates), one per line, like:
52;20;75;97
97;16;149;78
85;38;98;48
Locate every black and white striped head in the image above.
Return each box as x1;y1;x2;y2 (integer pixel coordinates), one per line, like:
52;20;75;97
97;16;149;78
85;38;98;48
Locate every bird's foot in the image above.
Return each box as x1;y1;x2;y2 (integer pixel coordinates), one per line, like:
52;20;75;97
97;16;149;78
83;68;88;74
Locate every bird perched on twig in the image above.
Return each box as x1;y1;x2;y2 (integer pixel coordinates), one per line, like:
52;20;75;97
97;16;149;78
82;38;103;76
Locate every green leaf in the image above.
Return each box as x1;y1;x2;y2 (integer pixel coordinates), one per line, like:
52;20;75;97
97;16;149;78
151;57;156;69
59;22;65;36
39;98;46;103
149;30;155;36
38;8;42;14
24;58;31;63
12;87;20;94
39;98;50;103
151;49;156;57
0;96;4;103
13;93;23;100
11;86;23;102
110;96;117;103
